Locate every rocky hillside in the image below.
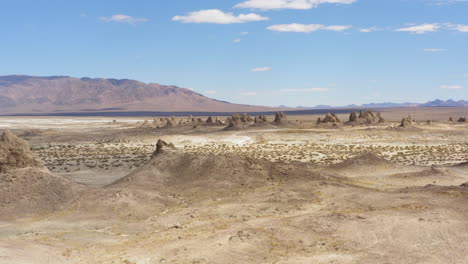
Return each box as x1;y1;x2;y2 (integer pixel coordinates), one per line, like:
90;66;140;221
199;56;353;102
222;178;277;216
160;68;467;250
0;75;272;114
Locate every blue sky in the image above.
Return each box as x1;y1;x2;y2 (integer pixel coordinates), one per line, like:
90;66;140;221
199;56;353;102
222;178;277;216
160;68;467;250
0;0;467;107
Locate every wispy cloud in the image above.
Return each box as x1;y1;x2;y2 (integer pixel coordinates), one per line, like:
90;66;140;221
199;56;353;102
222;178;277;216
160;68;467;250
429;0;468;6
234;38;241;43
251;66;270;72
267;23;352;33
423;48;447;52
396;23;440;34
280;88;330;92
447;23;468;32
99;14;148;24
235;0;357;10
172;9;268;24
359;27;382;33
440;84;463;89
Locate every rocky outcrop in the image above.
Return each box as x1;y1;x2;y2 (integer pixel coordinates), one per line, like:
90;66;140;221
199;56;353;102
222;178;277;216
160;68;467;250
0;130;42;173
347;110;384;125
458;117;466;123
241;113;253;123
274;112;288;125
152;139;176;156
164;118;175;128
254;115;268;124
400;116;413;127
377;113;385;123
225;114;243;129
140;120;150;128
318;113;341;124
206;116;214;125
0;130;77;217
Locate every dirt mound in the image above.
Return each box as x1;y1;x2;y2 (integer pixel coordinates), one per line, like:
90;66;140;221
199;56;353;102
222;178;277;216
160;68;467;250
0;130;42;172
0;131;77;218
115;140;278;190
0;167;77;218
332;153;393;169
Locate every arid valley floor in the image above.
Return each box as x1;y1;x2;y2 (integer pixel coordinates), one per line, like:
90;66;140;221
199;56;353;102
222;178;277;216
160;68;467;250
0;108;467;264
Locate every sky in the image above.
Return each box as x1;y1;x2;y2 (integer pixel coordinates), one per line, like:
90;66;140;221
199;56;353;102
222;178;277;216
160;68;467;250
0;0;467;107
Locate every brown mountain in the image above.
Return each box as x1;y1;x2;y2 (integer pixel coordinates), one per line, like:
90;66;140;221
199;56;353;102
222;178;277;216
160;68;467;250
0;75;273;114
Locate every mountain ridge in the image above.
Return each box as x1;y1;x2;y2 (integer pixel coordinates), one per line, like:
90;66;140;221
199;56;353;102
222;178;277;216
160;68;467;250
0;75;274;114
293;99;468;110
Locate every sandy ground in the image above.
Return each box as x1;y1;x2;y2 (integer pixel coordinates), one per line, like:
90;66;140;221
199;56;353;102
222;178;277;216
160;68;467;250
0;109;467;264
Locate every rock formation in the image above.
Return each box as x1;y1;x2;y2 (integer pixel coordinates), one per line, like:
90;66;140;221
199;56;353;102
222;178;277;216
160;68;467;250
164;118;175;128
458;117;466;123
377;113;385;123
349;112;358;122
318;113;341;124
225;114;246;129
0;130;42;172
400;115;413;127
274;112;288;125
140;120;150;128
347;110;384;124
153;139;176;156
254;115;268;124
240;113;253;123
206;116;214;125
0;130;76;217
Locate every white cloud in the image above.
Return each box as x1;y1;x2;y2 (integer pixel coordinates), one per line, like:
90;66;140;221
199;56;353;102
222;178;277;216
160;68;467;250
235;0;357;10
359;27;382;33
281;88;330;92
241;31;249;35
172;9;268;24
99;14;148;24
440;85;463;89
267;23;352;33
464;74;468;77
240;92;257;96
396;23;440;34
251;66;270;72
234;38;241;43
447;23;468;32
423;48;447;52
204;90;218;94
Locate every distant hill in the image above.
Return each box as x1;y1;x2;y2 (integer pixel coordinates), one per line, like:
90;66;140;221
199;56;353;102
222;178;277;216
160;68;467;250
419;99;468;107
0;75;274;114
292;99;467;110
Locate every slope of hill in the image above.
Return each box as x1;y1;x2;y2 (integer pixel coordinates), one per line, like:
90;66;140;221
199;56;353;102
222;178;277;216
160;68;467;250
0;75;272;114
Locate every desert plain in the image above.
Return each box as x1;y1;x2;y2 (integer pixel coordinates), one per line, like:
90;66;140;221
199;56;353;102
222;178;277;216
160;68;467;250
0;107;467;264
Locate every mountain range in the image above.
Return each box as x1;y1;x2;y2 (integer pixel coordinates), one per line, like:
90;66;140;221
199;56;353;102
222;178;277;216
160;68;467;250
0;75;273;114
0;75;466;115
294;99;468;110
